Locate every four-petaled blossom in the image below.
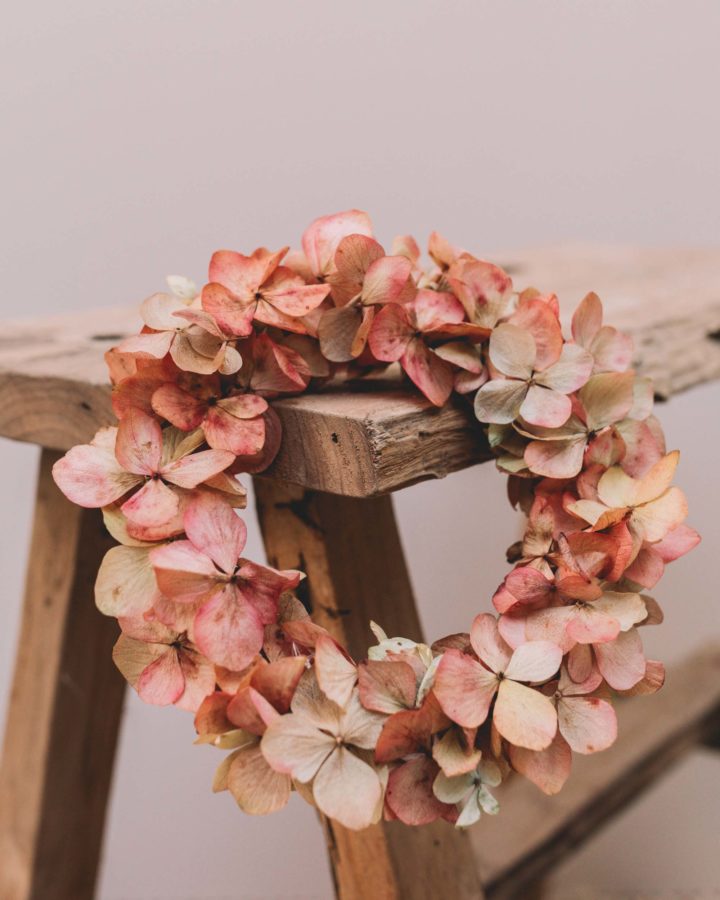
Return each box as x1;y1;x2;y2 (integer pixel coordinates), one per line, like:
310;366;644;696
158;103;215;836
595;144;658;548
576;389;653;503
369;289;489;407
149;494;301;671
202;247;331;337
261;674;386;830
433;758;502;828
572;291;634;373
474;322;593;427
52;408;236;539
434;613;562;750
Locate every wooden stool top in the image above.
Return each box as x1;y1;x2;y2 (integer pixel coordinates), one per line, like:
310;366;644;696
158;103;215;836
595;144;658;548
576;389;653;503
2;243;719;496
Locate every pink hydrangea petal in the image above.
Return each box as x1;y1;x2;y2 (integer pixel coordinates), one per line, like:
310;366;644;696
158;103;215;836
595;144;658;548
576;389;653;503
594;628;646;690
536;343;594;394
115;409;163;475
184;494;247;573
623;546;664;588
52;437;141;508
591;326;634;373
151;384;206;431
263;279;331;317
121;478;180;529
411;290;465;331
386;757;456;827
140;292;189;331
301;209;373;277
313;746;382;830
591;591;647;632
226;743;291;815
357;659;418;714
116;330;175;359
95;545;159;617
631;487;688;543
474;379;529;425
493;566;554;614
525;436;587;479
401;340;454;408
433;650;498;729
520;385;572;428
510;299;563;370
362;255;413;305
202;282;255;337
193;585;265;671
470;613;513;672
234;559;301;624
494;679;558;751
579;372;635;432
318;304;365;363
367;303;412;362
509;732;571;795
314;635;358;708
634;450;680;505
209;250;276;296
261;715;336;781
571;292;602;346
558;695;617;754
136;647;186;706
160;448;234;488
203;405;266;456
653;523;701;562
566;606;620;645
489;324;536;379
524;606;576;651
504;640;563;683
251;658;308;715
150;540;218;602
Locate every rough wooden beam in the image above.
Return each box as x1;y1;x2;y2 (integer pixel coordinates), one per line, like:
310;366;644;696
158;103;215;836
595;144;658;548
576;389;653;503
1;245;719;495
471;643;720;899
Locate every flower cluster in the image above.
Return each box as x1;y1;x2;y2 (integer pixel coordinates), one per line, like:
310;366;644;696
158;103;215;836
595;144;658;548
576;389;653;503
52;211;699;830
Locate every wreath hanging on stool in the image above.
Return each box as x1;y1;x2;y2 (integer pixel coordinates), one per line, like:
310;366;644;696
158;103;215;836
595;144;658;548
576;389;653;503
53;210;699;830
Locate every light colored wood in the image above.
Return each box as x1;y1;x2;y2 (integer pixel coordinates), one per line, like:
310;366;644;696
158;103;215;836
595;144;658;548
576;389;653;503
253;478;485;900
1;244;719;495
0;449;126;900
473;643;720;899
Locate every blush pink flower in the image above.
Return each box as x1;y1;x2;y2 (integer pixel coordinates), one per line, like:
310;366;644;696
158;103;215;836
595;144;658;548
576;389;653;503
113;615;215;712
474;323;593;427
433;614;562;750
572;292;634;373
568;451;688;543
446;257;514;327
522;371;637;478
299;209;374;281
368;289;489;407
149;495;300;671
202;247;331;337
117;283;242;375
318;235;414;362
52;410;236;539
509;667;617;794
152;379;268;456
261;674;386;830
623;523;701;589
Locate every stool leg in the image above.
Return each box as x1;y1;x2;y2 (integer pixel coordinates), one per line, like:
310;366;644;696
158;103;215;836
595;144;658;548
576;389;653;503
254;478;485;900
0;449;125;900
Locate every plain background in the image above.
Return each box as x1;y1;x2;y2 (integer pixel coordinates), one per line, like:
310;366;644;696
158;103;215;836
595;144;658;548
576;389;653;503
1;1;719;897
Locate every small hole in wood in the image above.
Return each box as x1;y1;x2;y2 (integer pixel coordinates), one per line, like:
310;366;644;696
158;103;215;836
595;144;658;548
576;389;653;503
91;333;127;342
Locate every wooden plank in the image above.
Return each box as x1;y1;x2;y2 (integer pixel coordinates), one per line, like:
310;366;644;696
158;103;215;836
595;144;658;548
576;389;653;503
0;449;127;900
1;245;719;495
471;643;720;899
253;478;485;900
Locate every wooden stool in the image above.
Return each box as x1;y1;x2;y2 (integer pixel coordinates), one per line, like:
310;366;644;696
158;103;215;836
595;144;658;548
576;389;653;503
1;245;720;900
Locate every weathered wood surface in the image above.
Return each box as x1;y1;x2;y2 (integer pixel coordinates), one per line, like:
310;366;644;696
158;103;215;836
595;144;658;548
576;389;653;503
254;478;485;900
0;450;127;900
473;642;720;899
1;244;719;496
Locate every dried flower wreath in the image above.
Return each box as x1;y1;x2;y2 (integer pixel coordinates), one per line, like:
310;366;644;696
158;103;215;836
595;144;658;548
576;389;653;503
53;211;699;831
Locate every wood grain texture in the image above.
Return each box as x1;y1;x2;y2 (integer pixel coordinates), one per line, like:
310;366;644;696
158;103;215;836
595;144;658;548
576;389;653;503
1;244;719;495
0;450;126;900
474;643;720;899
253;478;485;900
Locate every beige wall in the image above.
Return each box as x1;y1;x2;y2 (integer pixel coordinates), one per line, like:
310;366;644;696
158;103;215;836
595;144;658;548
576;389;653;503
1;2;719;897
